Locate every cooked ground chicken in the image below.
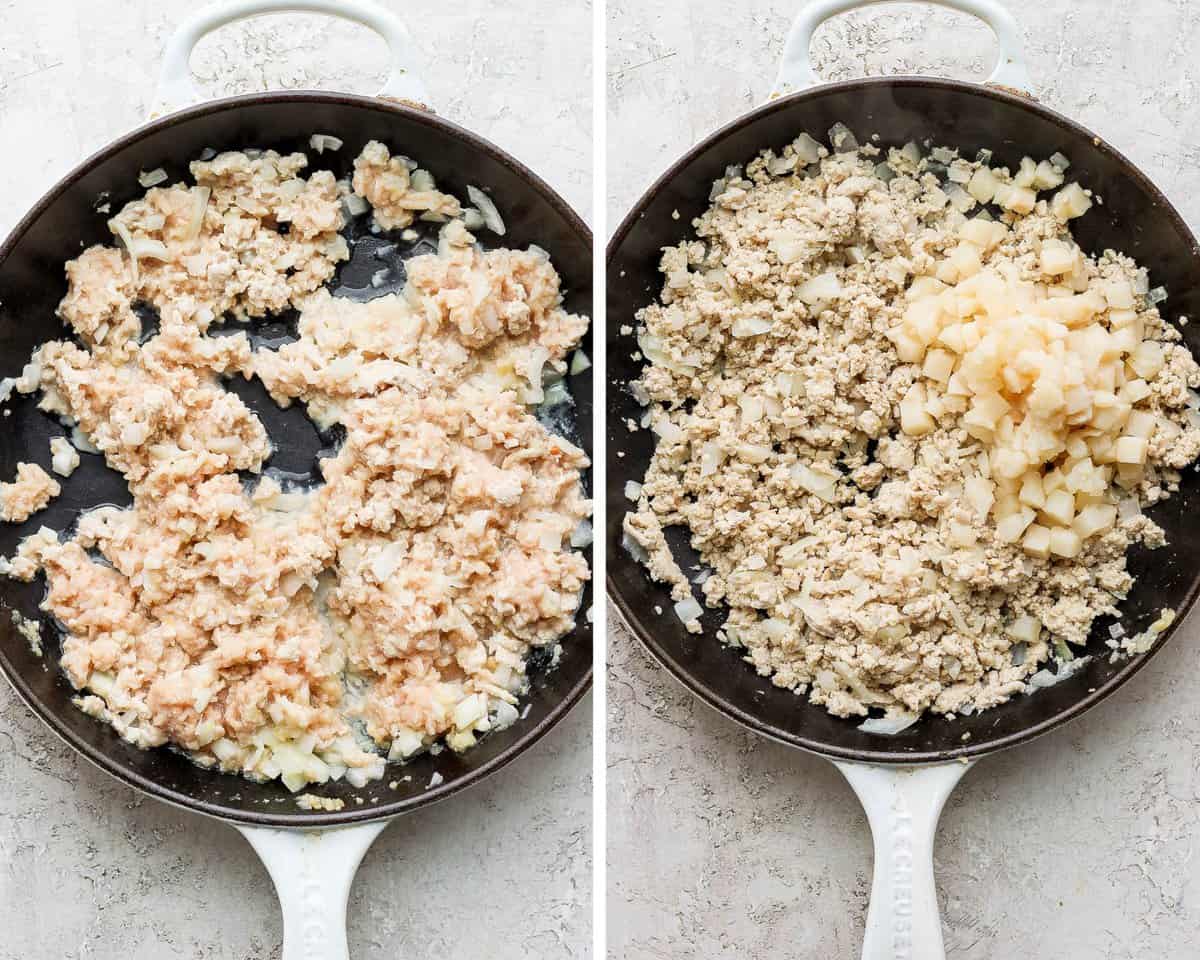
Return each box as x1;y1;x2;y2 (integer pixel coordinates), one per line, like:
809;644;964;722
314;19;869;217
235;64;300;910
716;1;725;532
625;131;1200;723
295;793;345;812
4;143;590;790
0;463;60;522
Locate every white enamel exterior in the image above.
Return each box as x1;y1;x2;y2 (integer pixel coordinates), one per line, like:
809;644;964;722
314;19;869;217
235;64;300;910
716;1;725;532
238;822;389;960
835;762;974;960
771;0;1033;97
151;0;430;117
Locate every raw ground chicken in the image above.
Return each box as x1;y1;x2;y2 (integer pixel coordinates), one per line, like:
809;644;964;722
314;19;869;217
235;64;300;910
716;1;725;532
1;141;590;790
624;129;1200;724
0;463;60;523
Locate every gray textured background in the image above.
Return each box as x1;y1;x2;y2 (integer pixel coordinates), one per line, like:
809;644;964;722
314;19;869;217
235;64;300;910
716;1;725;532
0;2;591;958
607;1;1200;958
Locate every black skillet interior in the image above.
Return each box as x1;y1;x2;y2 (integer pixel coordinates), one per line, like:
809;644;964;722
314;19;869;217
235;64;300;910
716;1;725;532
607;78;1200;764
0;92;593;826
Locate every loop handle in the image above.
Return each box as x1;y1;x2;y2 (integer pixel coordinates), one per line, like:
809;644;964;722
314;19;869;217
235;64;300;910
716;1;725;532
152;0;429;118
771;0;1033;99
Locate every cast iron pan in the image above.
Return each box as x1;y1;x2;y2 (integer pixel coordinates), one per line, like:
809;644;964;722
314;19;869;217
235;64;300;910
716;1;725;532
608;81;1200;767
0;89;593;827
0;4;592;956
0;0;593;890
608;23;1200;771
606;0;1199;955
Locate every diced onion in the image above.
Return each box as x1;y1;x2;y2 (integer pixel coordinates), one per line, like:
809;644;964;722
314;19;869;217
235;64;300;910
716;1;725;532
738;443;772;463
1027;656;1090;690
828;122;858;153
798;272;842;304
1006;614;1041;645
791;462;838;503
570;350;591;375
71;425;100;454
541;379;571;407
570;519;593;548
1113;499;1142;520
127;237;169;261
793;133;823;165
370;543;404;581
621;531;648;563
138;167;168;188
309;134;344;153
1149;608;1176;634
624;481;643;501
185;187;211;241
522;345;550;403
731;316;774;338
638;331;696;374
698;442;723;477
466;185;506;235
776;371;805;397
343;193;369;217
738;395;765;423
945;184;975;213
491;700;520;731
770;235;806;264
50;438;79;477
858;713;919;735
652;418;683;443
674;596;703;624
767;154;796;176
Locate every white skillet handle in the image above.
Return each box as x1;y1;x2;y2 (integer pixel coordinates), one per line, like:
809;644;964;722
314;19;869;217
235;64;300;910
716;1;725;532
152;0;430;118
237;820;389;960
771;0;1033;99
834;760;974;960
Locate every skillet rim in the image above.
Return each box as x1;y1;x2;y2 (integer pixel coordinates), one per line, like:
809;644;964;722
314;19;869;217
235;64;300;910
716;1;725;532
606;74;1200;765
0;89;593;827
